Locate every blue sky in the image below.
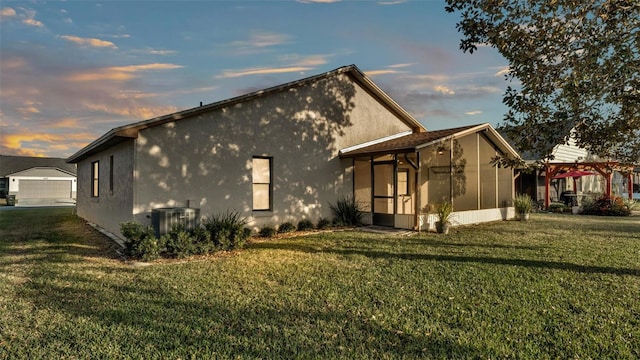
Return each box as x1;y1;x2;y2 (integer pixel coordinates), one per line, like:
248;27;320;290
0;0;511;158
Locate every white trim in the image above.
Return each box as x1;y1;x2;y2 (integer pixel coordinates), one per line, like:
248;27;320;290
339;130;413;155
416;207;516;231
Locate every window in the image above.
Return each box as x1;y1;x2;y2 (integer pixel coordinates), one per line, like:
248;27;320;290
109;155;114;193
252;157;272;211
397;170;409;195
91;161;99;197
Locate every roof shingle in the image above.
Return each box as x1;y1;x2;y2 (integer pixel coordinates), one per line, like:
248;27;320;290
0;155;77;177
340;124;479;157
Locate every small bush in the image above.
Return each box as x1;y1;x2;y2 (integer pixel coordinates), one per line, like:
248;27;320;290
162;224;196;258
203;210;249;251
329;195;364;226
622;198;638;212
278;222;296;233
316;217;332;230
259;225;277;237
297;219;315;231
548;202;566;213
120;222;160;261
192;227;215;255
581;195;631;216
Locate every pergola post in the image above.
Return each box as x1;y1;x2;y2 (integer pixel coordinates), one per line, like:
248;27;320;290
605;173;613;197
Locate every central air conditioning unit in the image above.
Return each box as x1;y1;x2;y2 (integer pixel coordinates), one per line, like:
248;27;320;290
151;207;200;238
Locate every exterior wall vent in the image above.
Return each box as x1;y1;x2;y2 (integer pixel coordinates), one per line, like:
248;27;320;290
151;207;200;237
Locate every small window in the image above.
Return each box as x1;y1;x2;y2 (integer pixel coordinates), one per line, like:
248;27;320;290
397;170;409;195
109;155;114;193
252;157;272;211
91;161;99;197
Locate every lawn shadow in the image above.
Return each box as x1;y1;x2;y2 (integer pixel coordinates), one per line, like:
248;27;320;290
536;213;640;236
17;264;481;358
0;210;123;268
251;241;640;277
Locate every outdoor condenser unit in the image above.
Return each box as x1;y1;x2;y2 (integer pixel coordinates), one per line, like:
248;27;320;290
151;207;200;238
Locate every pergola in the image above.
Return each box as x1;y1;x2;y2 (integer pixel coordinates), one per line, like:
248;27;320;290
544;161;636;208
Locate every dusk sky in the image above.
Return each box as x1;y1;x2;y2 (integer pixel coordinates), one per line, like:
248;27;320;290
0;0;511;158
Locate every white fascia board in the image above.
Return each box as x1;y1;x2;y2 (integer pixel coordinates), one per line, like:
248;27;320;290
339;130;413;155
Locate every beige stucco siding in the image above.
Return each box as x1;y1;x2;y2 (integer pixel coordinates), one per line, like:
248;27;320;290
132;74;413;229
76;140;135;237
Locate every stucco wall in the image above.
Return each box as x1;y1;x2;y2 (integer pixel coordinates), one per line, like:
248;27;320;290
132;73;413;229
76;140;135;237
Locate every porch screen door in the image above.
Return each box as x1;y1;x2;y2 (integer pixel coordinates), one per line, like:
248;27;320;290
373;162;395;227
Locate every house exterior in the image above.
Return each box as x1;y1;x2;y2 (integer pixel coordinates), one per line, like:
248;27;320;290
0;155;77;206
67;65;519;238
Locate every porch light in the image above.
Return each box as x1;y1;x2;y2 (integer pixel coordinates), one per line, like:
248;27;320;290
437;146;445;155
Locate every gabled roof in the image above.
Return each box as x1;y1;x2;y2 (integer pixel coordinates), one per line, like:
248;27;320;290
0;155;77;177
67;64;426;163
9;166;76;177
339;123;520;158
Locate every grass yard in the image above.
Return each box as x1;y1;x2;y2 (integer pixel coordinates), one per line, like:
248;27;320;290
1;208;639;359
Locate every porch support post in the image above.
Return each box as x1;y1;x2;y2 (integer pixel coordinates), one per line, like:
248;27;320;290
629;173;634;199
476;133;481;210
545;163;551;209
414;151;421;231
449;137;454;204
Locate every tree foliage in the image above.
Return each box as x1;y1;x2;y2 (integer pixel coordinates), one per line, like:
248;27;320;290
445;0;640;163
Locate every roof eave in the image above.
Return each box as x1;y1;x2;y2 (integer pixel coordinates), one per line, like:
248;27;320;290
8;167;76;177
340;147;417;159
66;130;137;163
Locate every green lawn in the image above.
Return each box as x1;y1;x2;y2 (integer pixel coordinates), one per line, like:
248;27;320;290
1;208;639;359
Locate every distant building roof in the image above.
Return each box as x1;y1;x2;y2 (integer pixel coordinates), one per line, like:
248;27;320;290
0;155;77;177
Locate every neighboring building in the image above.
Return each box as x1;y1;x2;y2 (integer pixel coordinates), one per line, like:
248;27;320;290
512;134;637;205
67;65;519;239
0;155;77;206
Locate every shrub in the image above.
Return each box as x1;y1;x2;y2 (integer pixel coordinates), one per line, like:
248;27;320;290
278;222;296;233
297;219;315;231
203;210;250;251
162;224;196;258
259;225;277;237
192;227;215;255
622;198;638;212
316;217;332;230
548;202;566;213
581;195;631;216
329;195;364;226
120;222;161;261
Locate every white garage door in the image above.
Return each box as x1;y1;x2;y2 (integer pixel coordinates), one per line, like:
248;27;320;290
20;180;72;199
